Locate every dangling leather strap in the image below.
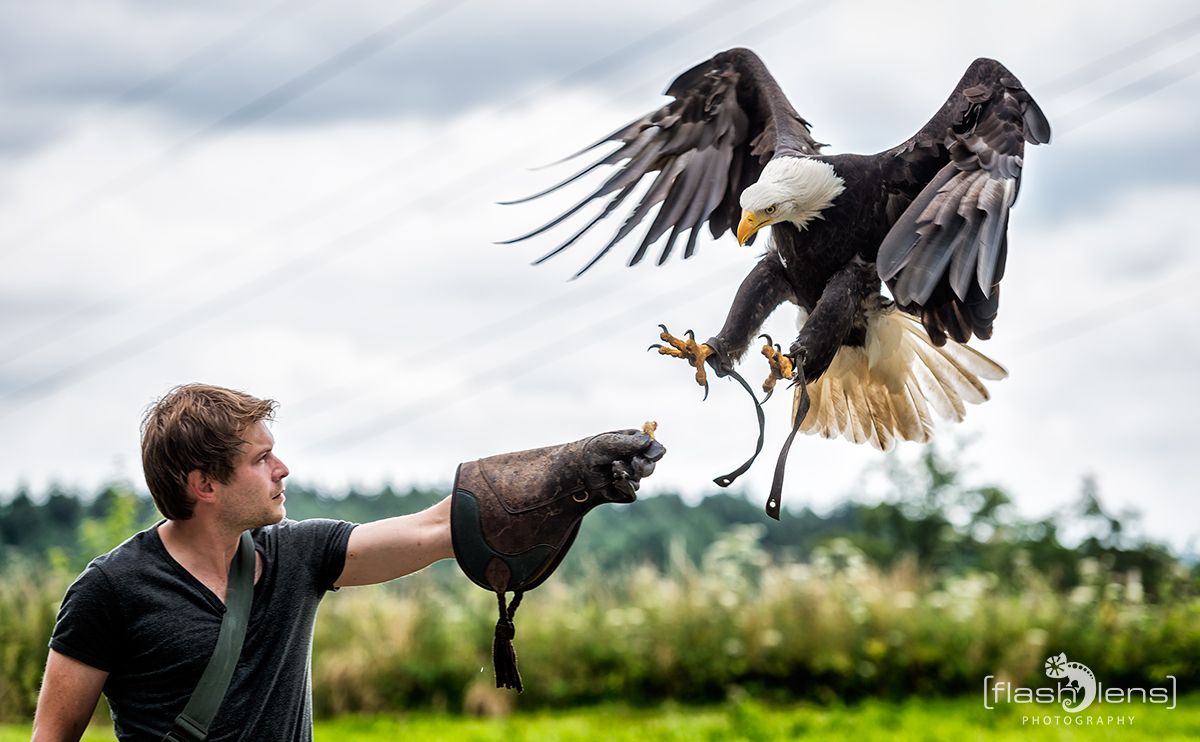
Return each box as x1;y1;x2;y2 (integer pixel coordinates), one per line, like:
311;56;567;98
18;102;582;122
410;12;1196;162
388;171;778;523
765;367;811;521
712;368;767;488
163;531;255;742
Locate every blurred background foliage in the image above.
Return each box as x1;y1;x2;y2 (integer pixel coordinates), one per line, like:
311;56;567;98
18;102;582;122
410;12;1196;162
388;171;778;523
0;442;1196;722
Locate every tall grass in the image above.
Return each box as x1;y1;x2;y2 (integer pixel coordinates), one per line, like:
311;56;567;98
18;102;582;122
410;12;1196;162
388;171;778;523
2;527;1196;723
0;564;68;722
311;527;1200;714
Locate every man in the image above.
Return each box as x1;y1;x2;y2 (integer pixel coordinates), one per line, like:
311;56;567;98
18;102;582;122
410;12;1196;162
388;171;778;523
31;383;663;741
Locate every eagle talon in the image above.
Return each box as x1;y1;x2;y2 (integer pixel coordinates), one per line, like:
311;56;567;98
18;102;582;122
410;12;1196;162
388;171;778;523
761;340;795;398
653;324;716;390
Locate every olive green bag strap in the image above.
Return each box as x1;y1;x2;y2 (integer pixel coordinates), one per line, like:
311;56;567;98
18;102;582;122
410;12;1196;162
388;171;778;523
163;531;255;742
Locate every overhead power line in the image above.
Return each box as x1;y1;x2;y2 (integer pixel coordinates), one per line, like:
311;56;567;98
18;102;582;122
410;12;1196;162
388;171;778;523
312;264;734;451
0;0;811;379
0;0;785;367
91;1;319;120
1056;47;1200;133
0;0;468;260
1009;264;1200;355
1039;10;1200;96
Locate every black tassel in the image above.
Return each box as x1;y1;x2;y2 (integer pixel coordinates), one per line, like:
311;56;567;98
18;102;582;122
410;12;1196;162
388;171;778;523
492;590;524;692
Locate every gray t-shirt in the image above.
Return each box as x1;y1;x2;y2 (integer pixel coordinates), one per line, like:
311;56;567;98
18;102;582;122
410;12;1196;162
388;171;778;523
50;518;356;741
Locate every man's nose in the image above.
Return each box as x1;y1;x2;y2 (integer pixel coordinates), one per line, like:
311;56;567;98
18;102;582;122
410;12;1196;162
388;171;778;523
276;459;290;479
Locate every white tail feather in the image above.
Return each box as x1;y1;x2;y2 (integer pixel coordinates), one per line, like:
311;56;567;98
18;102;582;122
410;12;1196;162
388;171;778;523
797;309;1006;451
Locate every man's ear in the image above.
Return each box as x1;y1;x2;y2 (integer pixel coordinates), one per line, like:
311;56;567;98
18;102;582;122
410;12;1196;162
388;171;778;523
187;469;218;506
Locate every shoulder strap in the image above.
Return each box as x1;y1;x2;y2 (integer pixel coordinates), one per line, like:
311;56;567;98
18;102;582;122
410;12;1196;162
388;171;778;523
163;530;255;742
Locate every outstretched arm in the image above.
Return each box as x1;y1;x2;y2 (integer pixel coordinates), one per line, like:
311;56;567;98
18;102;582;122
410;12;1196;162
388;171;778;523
333;430;665;589
333;497;453;588
32;650;108;742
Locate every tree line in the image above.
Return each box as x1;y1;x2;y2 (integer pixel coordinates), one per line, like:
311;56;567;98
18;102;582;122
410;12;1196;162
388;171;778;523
1;446;1191;599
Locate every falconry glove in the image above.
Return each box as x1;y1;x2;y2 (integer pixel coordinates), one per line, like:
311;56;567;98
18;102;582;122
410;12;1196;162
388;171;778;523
451;428;666;692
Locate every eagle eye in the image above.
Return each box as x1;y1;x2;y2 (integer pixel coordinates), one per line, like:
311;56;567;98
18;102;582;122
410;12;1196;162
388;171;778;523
765;205;778;215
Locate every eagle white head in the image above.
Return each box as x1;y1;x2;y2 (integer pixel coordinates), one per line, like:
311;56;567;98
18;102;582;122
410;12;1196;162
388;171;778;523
737;156;846;245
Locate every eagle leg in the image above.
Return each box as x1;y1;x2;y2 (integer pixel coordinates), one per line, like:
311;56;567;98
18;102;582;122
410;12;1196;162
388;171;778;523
758;334;794;403
648;324;715;396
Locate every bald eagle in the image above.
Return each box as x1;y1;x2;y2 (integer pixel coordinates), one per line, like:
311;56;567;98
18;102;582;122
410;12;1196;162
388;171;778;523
504;49;1051;517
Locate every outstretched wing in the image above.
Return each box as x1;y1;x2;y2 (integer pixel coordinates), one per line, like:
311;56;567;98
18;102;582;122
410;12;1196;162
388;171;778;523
501;47;822;278
876;58;1051;346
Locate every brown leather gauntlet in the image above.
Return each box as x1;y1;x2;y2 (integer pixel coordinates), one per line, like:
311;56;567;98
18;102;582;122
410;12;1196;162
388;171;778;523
451;429;665;692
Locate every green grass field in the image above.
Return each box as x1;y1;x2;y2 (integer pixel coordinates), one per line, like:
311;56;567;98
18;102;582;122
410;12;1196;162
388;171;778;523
5;695;1197;741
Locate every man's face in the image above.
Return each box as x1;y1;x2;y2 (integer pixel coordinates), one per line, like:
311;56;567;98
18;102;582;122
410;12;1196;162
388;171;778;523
215;420;290;529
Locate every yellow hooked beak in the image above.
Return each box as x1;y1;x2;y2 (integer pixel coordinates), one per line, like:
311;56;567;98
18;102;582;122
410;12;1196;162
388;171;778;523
737;210;772;246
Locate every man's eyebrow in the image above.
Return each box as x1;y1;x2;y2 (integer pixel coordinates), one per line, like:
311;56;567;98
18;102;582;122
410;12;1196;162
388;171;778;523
243;442;272;456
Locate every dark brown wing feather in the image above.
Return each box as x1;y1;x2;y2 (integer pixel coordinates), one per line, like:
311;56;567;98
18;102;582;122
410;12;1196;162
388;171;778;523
876;58;1051;345
501;48;821;278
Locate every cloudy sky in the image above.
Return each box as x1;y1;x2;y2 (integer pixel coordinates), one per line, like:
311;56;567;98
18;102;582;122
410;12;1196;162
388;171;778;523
2;0;1197;550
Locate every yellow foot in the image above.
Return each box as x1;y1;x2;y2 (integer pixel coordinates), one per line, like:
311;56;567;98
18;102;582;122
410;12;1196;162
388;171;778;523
759;334;795;400
648;324;715;394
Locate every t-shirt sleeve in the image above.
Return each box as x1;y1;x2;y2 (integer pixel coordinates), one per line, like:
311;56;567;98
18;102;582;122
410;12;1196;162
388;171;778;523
289;518;356;592
49;561;124;672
